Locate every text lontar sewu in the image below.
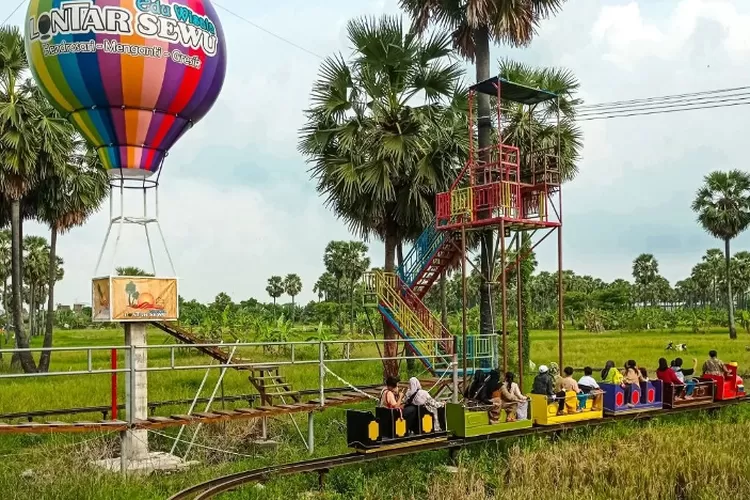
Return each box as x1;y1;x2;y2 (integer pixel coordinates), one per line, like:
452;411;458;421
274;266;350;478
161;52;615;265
28;0;219;68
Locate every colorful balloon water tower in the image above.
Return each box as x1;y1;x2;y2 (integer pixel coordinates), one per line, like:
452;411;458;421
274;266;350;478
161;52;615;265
24;0;227;469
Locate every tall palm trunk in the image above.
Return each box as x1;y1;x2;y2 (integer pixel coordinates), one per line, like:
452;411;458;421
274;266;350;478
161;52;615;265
475;26;495;339
725;238;737;339
29;285;35;337
335;278;343;335
349;279;355;335
11;200;36;373
440;271;448;328
39;225;57;372
382;224;398;378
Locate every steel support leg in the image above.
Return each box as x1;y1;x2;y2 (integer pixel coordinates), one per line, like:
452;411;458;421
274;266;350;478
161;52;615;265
307;412;314;455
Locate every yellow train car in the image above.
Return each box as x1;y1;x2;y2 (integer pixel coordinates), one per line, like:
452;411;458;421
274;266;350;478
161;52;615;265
531;391;603;426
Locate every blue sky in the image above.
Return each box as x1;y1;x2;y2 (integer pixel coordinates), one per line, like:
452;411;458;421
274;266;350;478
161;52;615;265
8;0;750;305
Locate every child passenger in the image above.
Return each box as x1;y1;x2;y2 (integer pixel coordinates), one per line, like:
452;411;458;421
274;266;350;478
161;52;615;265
578;366;600;394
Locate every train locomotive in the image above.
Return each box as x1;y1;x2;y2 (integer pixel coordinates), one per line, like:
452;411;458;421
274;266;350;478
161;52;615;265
346;363;746;452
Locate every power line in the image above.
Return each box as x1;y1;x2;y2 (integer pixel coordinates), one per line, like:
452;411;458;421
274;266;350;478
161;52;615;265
213;1;323;59
578;99;750;121
578;90;750;115
578;85;750;110
1;0;25;26
577;94;750;119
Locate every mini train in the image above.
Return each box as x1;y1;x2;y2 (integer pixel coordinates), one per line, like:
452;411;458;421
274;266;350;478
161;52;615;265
346;363;746;452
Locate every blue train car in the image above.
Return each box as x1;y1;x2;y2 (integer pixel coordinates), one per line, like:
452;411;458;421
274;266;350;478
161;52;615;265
601;380;663;414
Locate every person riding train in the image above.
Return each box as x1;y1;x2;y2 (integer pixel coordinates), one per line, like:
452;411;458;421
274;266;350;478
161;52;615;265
378;375;418;433
703;350;731;377
556;366;587;412
601;361;624;384
404;377;444;432
498;372;529;422
672;357;698;396
532;365;567;414
578;366;600;394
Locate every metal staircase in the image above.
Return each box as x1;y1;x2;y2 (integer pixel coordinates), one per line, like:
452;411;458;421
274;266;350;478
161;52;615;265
397;221;461;298
364;270;453;374
364;218;495;376
151;321;252;369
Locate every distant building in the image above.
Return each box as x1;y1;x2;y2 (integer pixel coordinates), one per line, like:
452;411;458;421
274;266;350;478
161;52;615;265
73;303;84;313
57;304;71;312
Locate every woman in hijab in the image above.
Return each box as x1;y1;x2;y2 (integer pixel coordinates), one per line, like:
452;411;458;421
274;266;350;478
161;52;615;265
464;369;486;403
404;377;444;431
477;370;505;424
549;362;562;386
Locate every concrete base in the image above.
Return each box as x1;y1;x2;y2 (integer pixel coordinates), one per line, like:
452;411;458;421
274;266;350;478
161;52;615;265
248;439;279;448
94;452;198;474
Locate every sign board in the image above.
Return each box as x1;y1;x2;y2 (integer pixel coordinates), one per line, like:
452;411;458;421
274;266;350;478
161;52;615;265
92;276;178;322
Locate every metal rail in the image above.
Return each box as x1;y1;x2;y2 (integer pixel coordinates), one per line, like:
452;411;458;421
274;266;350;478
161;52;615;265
168;397;747;500
0;384;382;422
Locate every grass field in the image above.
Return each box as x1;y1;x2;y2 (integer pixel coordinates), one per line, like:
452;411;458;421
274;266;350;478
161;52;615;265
0;325;749;499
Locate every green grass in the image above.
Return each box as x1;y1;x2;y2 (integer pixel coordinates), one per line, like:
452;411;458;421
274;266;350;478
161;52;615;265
0;325;749;499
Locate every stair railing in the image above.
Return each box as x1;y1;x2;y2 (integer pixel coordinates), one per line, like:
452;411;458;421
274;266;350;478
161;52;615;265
397;221;446;286
367;271;452;368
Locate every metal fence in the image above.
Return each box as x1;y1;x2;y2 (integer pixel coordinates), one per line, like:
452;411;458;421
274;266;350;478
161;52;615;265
0;335;498;423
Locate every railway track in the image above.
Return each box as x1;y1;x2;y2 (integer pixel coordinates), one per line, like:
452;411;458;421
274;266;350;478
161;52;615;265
169;397;748;499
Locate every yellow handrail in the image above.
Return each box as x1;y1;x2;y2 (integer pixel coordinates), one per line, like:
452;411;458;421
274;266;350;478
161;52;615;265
366;270;452;361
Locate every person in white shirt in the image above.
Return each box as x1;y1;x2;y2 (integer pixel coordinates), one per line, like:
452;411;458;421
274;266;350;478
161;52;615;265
578;366;600;394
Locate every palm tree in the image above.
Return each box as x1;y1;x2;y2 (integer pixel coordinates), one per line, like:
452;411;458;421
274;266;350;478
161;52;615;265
0;26;41;372
399;0;567;338
700;248;724;306
299;16;468;376
22;235;48;338
493;60;582;368
313;272;337;302
116;267;153;277
265;276;284;313
731;251;750;309
692;170;750;339
33;141;108;372
282;273;302;321
632;253;659;306
0;228;9;322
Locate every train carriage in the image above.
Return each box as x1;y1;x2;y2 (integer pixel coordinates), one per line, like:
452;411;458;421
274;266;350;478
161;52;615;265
662;379;715;409
346;406;447;452
601;380;663;415
531;390;603;426
446;402;532;437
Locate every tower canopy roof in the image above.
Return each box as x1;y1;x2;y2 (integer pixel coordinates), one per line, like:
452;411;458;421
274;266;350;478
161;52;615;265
470;76;557;105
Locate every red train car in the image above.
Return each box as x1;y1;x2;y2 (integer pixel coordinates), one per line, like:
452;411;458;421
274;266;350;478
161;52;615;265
700;363;745;401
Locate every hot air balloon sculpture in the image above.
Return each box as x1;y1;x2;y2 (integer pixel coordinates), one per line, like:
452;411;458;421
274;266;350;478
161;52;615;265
25;0;227;323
